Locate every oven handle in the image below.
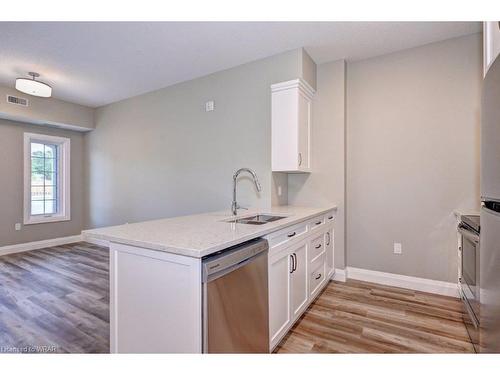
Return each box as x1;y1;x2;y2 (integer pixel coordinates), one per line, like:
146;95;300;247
458;223;479;245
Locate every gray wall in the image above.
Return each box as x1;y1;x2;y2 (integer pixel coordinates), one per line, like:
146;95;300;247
0;119;85;246
301;50;317;91
346;34;482;282
288;60;346;269
84;49;311;228
0;85;94;131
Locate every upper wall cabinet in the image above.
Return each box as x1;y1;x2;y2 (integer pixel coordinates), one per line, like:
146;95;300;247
271;79;315;173
484;22;500;77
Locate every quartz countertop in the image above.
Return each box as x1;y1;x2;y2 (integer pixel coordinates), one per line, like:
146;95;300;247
83;205;337;258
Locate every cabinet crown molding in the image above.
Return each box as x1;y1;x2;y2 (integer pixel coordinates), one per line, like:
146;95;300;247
271;78;315;99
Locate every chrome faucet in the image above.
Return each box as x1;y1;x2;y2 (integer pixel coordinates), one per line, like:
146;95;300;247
231;168;262;215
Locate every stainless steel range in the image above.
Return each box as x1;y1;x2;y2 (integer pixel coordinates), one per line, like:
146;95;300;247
458;214;480;352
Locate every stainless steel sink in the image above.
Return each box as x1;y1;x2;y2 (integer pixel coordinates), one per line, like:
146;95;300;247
225;214;286;225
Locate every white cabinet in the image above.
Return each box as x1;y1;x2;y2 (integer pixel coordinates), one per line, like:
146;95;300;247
309;253;326;298
484;22;500;77
267;210;336;350
268;240;308;349
268;248;292;347
325;226;334;278
290;242;308;318
110;243;202;353
271;79;315;173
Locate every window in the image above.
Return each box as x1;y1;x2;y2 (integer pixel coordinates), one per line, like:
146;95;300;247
24;133;70;224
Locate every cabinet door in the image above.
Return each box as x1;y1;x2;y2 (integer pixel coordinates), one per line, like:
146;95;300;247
271;87;299;172
297;91;311;171
290;242;309;319
271;79;314;173
325;227;334;278
269;250;292;346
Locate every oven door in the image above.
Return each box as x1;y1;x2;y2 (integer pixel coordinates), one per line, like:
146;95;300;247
458;223;480;320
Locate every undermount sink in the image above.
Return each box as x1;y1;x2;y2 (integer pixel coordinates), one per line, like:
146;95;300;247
225;214;286;225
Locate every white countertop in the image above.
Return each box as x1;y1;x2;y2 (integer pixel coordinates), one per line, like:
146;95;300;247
83;205;337;258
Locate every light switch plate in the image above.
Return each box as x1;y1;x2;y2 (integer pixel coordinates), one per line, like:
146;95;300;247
394;242;402;254
205;100;215;112
15;223;21;231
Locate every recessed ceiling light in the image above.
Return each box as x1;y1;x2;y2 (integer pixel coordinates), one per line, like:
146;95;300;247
15;72;52;98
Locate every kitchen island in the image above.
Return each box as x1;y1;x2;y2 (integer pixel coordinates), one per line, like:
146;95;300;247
84;205;337;353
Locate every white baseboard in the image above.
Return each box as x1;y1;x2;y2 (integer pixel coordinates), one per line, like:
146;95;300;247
0;234;83;256
81;234;109;248
346;267;459;298
332;268;347;282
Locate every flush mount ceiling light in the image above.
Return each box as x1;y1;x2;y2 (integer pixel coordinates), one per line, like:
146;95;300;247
15;72;52;98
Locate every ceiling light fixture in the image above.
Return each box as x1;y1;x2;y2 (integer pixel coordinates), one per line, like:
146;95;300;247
15;72;52;98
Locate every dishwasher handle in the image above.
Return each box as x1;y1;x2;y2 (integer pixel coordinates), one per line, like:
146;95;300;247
205;250;267;283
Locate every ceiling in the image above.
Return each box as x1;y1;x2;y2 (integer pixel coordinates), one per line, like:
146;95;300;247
0;22;481;108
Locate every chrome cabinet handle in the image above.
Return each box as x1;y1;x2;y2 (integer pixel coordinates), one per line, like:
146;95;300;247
298;153;302;166
315;244;322;249
287;232;296;238
315;273;322;280
326;232;331;246
293;253;297;272
290;254;295;274
315;221;322;225
328;216;333;220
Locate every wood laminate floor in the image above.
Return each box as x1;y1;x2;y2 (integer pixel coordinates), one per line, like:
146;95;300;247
0;242;109;353
276;279;474;353
0;242;473;353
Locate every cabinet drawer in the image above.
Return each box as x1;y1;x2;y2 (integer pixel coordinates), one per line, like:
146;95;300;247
309;234;325;261
309;251;324;274
310;256;326;297
308;215;325;231
267;221;308;249
325;211;335;223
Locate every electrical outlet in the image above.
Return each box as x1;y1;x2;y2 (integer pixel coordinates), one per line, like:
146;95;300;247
205;100;215;112
394;242;402;254
15;223;21;231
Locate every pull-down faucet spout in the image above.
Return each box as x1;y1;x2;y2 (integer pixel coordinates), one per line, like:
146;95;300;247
231;168;262;216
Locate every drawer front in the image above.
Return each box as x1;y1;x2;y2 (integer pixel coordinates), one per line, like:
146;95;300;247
267;221;308;250
308;215;325;232
309;234;325;261
310;256;326;297
325;211;335;223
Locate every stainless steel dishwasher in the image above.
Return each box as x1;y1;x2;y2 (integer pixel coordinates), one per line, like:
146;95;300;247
202;238;269;353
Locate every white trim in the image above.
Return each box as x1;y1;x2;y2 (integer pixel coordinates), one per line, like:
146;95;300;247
346;267;459;298
23;132;71;225
270;78;315;98
331;268;347;282
0;234;82;256
81;234;110;248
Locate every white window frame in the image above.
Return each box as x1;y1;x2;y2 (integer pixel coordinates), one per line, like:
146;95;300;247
23;133;71;225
